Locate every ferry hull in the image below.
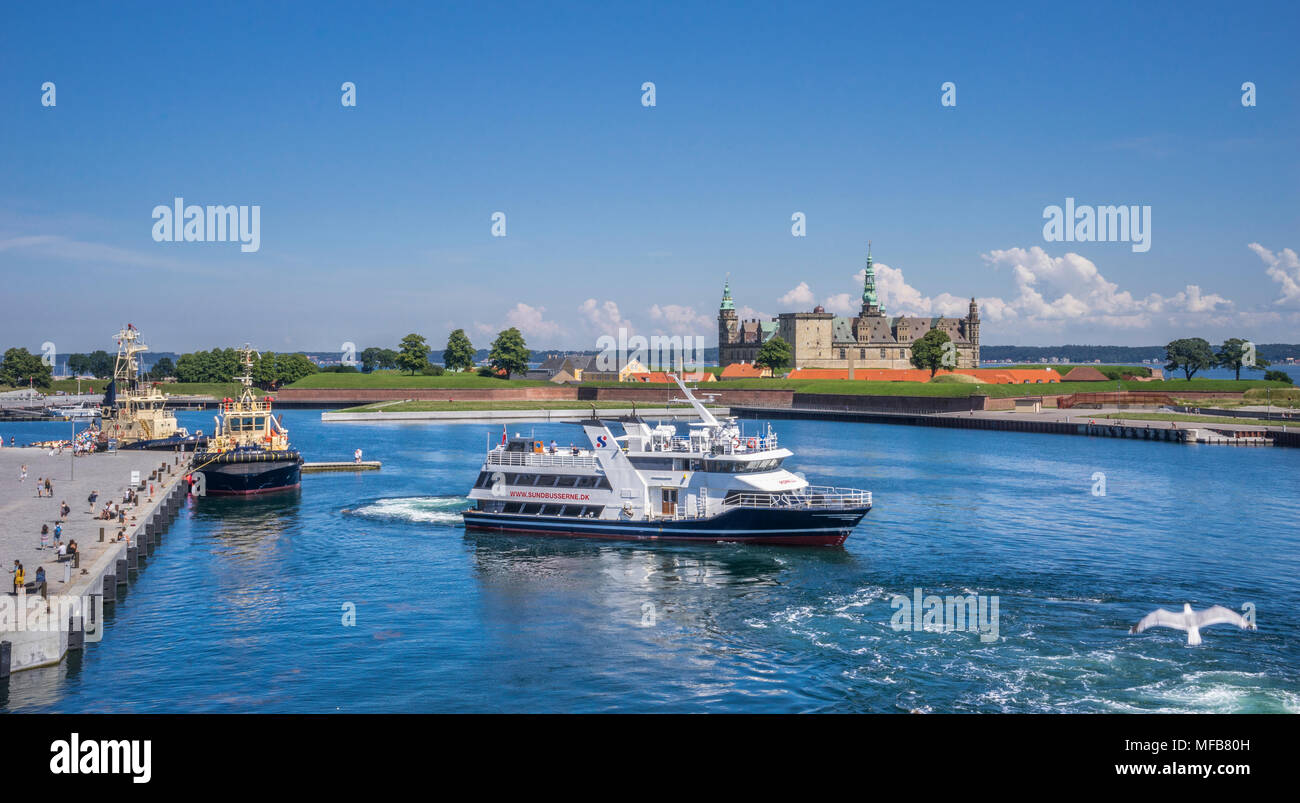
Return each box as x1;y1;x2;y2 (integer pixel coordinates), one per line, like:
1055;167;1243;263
191;451;303;496
462;505;871;547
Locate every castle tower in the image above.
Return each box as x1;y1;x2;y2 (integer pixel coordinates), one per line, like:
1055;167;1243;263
860;242;884;318
967;297;980;366
718;277;738;364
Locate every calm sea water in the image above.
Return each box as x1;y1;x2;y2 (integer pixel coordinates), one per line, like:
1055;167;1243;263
2;410;1297;713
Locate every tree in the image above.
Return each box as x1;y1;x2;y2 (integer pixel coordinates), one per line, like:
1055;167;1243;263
396;334;431;375
1;347;53;388
1264;370;1293;385
1215;338;1264;381
443;329;475;372
488;328;529;377
755;336;792;375
86;350;114;379
67;353;91;377
910;329;954;378
1165;337;1215;380
359;347;384;373
148;356;175;380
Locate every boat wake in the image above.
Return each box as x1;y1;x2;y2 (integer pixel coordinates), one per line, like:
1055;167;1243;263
342;496;469;526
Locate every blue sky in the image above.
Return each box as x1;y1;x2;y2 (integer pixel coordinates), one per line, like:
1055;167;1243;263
1;0;1297;354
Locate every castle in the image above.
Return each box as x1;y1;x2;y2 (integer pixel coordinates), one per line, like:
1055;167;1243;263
718;246;981;371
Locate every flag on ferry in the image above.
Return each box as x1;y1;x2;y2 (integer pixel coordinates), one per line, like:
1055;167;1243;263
501;425;507;446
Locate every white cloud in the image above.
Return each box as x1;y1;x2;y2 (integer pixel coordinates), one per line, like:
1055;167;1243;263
778;281;815;307
736;305;771;321
1249;242;1300;307
648;303;711;334
853;262;969;317
578;298;632;339
979;246;1231;326
502;302;564;342
822;293;855;314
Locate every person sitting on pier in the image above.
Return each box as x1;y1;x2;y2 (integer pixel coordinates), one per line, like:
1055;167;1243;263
67;540;78;557
56;541;67;558
117;508;126;525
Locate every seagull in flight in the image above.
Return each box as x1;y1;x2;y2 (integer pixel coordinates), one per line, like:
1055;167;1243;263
1129;603;1255;645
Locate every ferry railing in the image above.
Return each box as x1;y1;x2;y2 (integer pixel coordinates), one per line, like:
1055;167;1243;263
485;451;600;468
650;434;781;454
726;486;871;510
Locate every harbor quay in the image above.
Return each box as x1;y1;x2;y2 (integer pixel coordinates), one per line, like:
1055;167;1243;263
0;446;187;675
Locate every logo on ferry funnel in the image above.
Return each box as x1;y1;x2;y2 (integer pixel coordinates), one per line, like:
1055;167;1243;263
596;436;608;448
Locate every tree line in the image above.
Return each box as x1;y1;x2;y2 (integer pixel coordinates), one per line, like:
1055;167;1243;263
387;328;529;377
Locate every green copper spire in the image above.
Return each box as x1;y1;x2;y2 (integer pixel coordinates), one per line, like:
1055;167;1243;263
861;242;880;309
720;276;735;311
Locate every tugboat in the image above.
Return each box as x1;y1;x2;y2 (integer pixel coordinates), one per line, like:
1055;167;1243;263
98;324;205;450
462;375;872;546
189;345;302;496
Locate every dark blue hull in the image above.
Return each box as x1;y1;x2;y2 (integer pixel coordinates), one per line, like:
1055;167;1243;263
462;505;870;546
118;434;208;451
190;450;303;496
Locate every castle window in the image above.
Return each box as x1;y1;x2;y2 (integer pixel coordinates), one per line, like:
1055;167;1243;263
880;349;886;358
859;349;865;359
838;349;846;359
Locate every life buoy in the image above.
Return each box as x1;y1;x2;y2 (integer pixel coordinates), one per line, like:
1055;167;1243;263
731;437;741;449
746;438;757;449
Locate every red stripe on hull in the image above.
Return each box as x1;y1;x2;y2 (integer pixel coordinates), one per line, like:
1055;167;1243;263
464;523;848;547
202;482;301;497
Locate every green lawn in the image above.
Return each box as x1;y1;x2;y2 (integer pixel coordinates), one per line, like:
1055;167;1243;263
287;370;550;389
619;377;1288;398
16;380;263;397
337;400;723;413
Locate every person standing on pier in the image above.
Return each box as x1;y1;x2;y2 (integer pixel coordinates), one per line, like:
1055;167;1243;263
60;500;70;522
9;560;23;595
354;448;363;464
44;477;52;497
87;489;98;511
19;464;26;482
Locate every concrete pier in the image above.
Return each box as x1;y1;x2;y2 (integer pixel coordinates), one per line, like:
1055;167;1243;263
0;446;188;675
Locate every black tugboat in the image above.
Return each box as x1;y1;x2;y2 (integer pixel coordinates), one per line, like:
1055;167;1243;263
189;345;302;496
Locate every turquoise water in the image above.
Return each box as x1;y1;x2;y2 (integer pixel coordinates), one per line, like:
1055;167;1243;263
2;411;1297;712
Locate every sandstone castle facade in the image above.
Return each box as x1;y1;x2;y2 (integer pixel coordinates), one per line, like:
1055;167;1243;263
718;246;981;371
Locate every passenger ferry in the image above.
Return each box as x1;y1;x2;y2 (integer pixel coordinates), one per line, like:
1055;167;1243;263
462;376;872;546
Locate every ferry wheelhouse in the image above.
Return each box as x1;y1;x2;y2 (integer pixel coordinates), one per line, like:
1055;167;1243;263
189;346;302;496
462;376;871;546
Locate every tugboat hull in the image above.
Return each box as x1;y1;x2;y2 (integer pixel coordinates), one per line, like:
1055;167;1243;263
462;505;871;547
192;450;303;496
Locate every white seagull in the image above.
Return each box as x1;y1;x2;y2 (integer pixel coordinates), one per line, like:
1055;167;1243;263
1129;604;1255;645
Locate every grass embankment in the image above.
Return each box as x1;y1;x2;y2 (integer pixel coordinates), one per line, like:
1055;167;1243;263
22;380;263;397
284;369;1291;398
1096;412;1286;426
286;371;549;389
336;400;712;413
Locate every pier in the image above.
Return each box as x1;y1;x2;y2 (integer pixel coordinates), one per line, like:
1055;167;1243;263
321;406;728;423
0;447;188;676
730;405;1294;447
302;461;382;472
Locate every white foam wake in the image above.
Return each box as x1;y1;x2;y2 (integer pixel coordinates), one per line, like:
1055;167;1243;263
343;496;469;526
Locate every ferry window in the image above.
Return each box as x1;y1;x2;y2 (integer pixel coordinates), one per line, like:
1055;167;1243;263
541;505;562;516
575;476;594;488
555;475;578;488
536;474;559;487
560;505;582;517
521;503;542;515
596;476;611;490
502;503;523;514
629;457;673;470
515;474;537;486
